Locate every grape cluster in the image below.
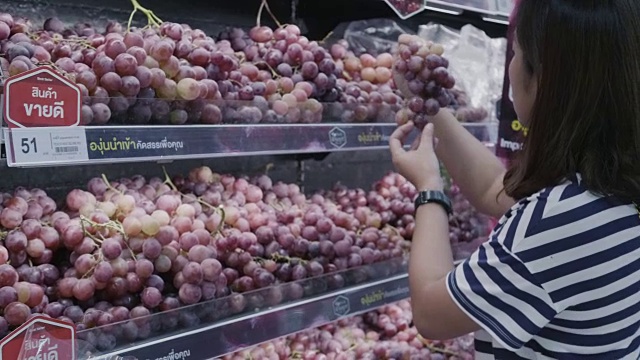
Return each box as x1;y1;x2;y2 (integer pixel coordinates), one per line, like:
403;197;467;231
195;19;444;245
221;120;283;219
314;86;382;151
322;172;491;259
448;88;490;123
0;8;475;127
325;40;406;123
222;300;474;360
393;34;457;130
0;166;412;349
0;189;60;332
0;168;486;355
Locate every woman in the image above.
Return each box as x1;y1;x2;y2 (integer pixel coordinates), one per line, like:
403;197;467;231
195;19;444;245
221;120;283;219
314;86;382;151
389;0;640;358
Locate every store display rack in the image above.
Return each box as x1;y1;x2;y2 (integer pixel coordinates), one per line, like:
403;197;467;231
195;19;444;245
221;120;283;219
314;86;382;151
0;0;506;358
0;90;494;359
83;257;410;359
2;122;495;168
375;0;512;24
0;118;496;359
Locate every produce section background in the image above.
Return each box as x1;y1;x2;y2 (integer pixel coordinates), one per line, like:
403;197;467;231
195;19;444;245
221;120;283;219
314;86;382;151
0;0;507;358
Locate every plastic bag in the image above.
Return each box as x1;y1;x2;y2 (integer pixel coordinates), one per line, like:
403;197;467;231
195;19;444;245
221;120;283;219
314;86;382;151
340;19;413;57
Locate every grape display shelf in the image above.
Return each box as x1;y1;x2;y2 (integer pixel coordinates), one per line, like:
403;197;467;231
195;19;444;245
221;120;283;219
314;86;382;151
0;0;502;355
83;257;413;359
0;119;495;360
425;0;511;25
0;122;495;167
381;0;512;24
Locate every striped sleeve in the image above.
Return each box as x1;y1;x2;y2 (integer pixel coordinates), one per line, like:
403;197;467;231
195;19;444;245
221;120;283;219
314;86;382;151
446;198;559;351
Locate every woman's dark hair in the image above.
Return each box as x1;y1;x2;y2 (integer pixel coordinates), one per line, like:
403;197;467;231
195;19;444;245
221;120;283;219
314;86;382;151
504;0;640;204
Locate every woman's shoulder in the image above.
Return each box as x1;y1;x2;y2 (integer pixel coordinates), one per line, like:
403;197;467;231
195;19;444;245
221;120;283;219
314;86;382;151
494;174;638;251
502;174;628;221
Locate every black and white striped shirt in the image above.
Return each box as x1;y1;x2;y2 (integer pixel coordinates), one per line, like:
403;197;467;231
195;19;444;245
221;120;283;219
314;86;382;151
447;176;640;359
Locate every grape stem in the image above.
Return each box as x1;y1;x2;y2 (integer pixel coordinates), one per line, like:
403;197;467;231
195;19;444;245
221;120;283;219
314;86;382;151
235;52;247;64
228;79;244;88
256;0;282;28
263;163;274;175
162;166;178;192
79;215;126;241
254;61;280;79
383;225;402;237
269;253;307;265
417;335;459;356
127;0;163;32
121;236;138;261
30;32;95;50
268;200;285;212
101;174;123;195
161;166;226;231
80;254;101;279
0;231;7;241
320;31;334;44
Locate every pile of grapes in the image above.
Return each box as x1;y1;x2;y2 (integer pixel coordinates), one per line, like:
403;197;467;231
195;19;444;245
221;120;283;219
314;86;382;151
222;300;475;360
0;6;488;126
322;173;491;257
0;165;487;354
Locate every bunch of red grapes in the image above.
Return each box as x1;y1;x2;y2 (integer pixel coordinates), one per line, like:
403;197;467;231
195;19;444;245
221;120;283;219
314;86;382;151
222;300;475;360
0;165;486;354
0;8;492;126
448;88;490;123
322;172;491;260
0;166;415;353
393;34;457;129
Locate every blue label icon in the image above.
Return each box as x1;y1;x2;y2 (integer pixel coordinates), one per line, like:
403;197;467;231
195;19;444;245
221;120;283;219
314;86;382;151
332;295;350;317
328;127;347;148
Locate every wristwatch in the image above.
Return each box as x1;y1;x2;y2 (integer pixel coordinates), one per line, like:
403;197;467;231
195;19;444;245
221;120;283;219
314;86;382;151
414;190;452;215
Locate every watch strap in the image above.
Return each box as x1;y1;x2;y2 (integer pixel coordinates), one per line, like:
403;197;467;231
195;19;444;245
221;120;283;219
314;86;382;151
414;190;452;215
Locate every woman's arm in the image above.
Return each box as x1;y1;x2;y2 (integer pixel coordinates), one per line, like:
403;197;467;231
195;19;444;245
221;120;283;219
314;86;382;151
389;123;480;339
409;202;480;339
431;110;516;218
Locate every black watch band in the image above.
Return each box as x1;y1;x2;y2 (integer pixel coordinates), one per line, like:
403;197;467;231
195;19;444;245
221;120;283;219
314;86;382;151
414;190;452;215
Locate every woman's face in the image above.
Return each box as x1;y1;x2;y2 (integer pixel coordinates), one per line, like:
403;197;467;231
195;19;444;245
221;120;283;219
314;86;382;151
508;38;537;125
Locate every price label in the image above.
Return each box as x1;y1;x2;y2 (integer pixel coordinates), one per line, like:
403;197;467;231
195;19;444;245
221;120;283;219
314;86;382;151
3;66;81;129
0;315;76;360
6;127;89;166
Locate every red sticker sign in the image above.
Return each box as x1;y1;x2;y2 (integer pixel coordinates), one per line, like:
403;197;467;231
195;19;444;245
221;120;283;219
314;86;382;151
0;316;76;360
3;66;81;128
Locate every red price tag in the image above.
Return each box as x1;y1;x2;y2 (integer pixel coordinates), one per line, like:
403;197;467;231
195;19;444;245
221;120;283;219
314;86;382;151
0;316;76;360
3;66;81;128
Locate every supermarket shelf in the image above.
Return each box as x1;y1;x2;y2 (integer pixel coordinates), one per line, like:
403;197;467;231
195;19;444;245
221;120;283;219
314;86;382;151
82;257;411;360
2;122;497;167
421;0;510;24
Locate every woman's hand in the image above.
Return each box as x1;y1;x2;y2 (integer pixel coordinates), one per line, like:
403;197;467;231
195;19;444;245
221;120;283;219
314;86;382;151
389;121;444;191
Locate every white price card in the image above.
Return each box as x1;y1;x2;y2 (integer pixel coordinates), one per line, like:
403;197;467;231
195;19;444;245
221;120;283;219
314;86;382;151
5;127;89;166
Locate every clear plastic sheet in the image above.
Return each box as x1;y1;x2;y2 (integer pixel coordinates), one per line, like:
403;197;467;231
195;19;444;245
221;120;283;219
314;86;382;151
340;19;414;57
418;23;507;118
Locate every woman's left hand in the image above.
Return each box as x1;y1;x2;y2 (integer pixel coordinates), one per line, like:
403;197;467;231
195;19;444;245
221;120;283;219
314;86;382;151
389;122;444;191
